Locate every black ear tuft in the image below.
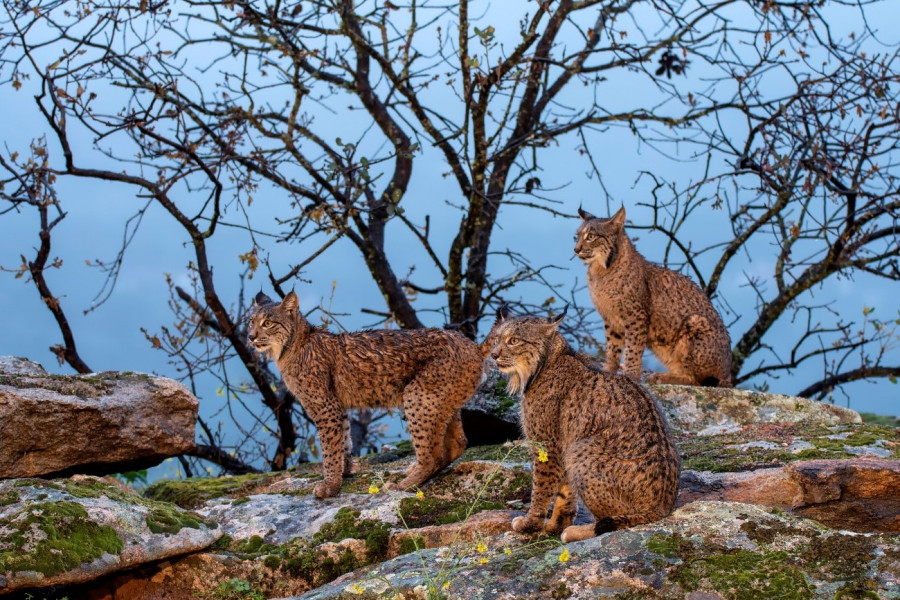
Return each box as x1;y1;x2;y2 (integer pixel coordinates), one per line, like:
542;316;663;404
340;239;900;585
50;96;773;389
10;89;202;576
254;291;272;306
577;206;596;221
497;303;511;321
547;303;568;326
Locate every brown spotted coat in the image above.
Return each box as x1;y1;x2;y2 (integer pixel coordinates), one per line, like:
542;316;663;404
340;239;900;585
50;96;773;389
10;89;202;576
249;291;483;498
575;207;733;386
487;309;680;542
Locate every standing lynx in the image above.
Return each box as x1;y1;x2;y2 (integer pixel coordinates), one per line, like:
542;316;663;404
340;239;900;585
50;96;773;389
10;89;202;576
249;291;483;498
487;307;680;542
575;207;732;386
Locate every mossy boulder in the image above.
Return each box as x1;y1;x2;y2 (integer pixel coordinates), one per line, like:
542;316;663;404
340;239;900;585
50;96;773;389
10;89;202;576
0;475;220;593
290;501;899;600
0;357;198;479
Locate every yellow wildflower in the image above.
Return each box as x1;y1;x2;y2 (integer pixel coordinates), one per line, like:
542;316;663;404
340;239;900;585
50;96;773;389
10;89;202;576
476;542;488;553
538;448;549;463
416;490;424;500
442;581;450;590
479;557;489;564
504;547;512;555
368;484;380;494
559;548;570;563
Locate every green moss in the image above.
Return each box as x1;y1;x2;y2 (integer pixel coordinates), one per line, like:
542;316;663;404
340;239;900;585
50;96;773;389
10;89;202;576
646;532;691;559
672;550;811;600
61;477;214;536
0;373;114;398
799;533;875;583
145;502;206;535
143;472;276;509
263;554;282;570
0;501;123;576
313;507;391;561
0;490;20;507
459;443;531;463
397;495;504;528
677;422;900;473
396;534;425;556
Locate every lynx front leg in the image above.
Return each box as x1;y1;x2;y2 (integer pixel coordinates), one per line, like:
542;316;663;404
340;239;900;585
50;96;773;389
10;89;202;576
622;320;649;380
512;448;564;533
603;328;624;373
311;406;348;499
545;481;577;534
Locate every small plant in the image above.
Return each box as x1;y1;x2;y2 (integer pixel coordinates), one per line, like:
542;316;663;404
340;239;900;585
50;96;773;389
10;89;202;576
211;578;265;600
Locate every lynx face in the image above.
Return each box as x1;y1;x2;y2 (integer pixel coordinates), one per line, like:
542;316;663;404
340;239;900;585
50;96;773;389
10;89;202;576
248;291;300;359
574;206;625;268
488;313;563;396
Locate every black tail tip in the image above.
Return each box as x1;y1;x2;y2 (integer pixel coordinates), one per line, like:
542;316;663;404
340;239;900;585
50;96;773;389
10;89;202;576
594;517;618;535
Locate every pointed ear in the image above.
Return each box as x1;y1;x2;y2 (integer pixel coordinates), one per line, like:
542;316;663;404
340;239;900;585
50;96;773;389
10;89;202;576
577;206;596;222
254;291;273;307
610;206;626;227
281;290;299;313
546;304;568;328
497;303;511;321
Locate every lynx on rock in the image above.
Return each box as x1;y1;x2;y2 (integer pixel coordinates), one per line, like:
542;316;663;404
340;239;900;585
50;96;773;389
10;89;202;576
575;207;733;386
249;291;483;498
486;307;680;542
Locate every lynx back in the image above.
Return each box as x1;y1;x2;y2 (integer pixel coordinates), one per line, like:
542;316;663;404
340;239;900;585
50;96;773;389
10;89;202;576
249;291;483;498
575;206;732;386
486;307;680;542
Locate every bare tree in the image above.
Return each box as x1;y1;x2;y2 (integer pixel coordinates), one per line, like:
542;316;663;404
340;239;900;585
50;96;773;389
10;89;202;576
1;0;897;472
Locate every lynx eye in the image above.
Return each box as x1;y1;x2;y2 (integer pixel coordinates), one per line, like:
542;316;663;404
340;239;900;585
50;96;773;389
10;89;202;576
262;319;272;328
585;232;596;241
507;336;521;346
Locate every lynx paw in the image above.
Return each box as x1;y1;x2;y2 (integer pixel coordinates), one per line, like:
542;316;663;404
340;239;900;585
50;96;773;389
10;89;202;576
511;515;544;533
314;480;342;499
561;524;595;543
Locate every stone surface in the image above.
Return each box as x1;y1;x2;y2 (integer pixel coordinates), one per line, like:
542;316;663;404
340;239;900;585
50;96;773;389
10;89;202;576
0;359;198;478
290;501;900;600
0;476;221;594
5;382;897;599
0;357;46;376
651;384;862;435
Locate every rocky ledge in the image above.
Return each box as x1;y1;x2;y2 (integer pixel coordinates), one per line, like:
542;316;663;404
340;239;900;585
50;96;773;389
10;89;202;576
0;358;897;599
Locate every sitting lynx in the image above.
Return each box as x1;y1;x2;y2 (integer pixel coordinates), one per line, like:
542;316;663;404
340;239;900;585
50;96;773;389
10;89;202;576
575;207;732;386
249;291;483;498
487;307;680;542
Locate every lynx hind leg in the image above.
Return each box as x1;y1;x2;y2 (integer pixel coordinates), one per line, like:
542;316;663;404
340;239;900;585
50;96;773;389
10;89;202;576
563;440;662;542
443;410;467;466
545;482;577;534
394;375;454;491
680;314;730;387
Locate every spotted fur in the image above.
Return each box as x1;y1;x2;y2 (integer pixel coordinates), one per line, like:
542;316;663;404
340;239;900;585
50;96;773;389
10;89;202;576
249;291;482;498
575;207;733;386
487;308;680;542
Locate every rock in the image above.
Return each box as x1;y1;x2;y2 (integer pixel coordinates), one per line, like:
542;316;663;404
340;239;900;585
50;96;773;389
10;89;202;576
0;476;221;594
0;358;198;478
462;375;864;446
651;384;862;435
0;357;46;376
462;370;521;446
291;501;900;600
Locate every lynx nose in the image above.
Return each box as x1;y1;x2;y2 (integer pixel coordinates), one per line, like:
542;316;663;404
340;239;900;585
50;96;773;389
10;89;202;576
490;349;500;361
248;332;257;342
